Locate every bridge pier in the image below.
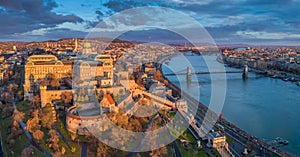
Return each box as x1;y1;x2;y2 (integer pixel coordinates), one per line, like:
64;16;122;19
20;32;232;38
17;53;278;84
242;65;248;79
187;66;192;82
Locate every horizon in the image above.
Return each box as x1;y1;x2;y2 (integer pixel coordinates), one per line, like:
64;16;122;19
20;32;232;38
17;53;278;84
1;2;300;155
1;1;300;46
1;37;300;48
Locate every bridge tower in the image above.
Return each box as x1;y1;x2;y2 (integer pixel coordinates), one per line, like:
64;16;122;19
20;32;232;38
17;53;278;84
187;66;192;82
242;65;248;79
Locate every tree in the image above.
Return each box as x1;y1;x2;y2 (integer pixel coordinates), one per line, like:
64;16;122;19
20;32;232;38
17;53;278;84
26;110;40;133
21;147;34;157
26;118;40;133
2;106;14;118
48;129;60;151
46;73;55;81
136;75;143;86
97;141;111;157
153;70;162;81
128;118;142;132
11;111;25;135
0;101;3;110
163;79;169;86
30;96;41;109
1;92;11;104
8;139;15;147
51;79;60;89
18;90;24;99
8;83;19;98
61;147;66;155
40;105;54;129
61;92;73;104
32;130;44;141
40;80;48;86
13;72;20;80
150;147;168;157
13;111;25;123
129;74;135;80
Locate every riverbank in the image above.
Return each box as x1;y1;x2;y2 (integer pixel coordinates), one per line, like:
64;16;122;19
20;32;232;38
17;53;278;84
220;55;300;84
159;53;297;157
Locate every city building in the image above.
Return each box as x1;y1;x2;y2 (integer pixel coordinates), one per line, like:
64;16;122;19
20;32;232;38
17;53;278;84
0;71;3;84
208;131;227;149
23;54;114;100
23;55;72;100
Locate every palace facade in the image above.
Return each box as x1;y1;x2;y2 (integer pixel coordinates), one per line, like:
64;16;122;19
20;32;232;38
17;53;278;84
23;54;114;100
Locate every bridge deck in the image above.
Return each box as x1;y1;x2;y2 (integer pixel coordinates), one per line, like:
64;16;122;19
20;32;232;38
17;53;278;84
164;71;243;76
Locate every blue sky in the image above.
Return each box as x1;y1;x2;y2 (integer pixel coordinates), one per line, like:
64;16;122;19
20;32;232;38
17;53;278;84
1;0;300;45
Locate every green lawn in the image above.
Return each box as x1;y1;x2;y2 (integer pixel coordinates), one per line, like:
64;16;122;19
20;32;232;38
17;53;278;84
176;140;209;157
180;130;196;143
13;102;81;157
16;100;31;122
212;149;221;157
167;111;176;118
43;113;82;156
226;135;234;144
31;146;47;157
0;111;33;157
58;139;81;157
57;118;71;139
170;127;209;157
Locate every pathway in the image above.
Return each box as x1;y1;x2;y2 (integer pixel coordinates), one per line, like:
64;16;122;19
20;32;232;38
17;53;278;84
54;122;88;157
128;114;159;157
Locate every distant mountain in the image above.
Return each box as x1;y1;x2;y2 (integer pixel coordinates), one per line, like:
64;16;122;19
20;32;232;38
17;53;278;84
0;38;135;52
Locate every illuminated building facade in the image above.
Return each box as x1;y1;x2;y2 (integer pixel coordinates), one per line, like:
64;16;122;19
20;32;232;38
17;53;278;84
23;54;114;100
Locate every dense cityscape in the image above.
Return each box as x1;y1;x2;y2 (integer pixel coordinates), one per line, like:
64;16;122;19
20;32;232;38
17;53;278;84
0;38;299;157
1;0;300;157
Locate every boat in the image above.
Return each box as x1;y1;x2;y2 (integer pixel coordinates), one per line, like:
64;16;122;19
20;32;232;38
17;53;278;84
271;75;278;78
289;77;295;81
275;137;289;145
283;78;289;81
280;140;289;145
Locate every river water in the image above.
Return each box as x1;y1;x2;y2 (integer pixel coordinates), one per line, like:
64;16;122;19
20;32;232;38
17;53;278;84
162;55;300;155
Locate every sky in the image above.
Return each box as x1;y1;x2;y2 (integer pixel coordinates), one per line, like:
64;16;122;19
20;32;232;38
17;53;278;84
1;0;300;45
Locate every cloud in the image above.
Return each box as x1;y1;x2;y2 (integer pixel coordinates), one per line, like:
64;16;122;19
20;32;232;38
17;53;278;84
1;0;300;45
2;28;87;41
236;31;300;39
0;0;83;36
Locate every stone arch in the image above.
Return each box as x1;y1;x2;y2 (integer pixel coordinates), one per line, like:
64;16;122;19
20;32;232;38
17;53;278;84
80;62;90;67
27;61;34;66
55;61;63;65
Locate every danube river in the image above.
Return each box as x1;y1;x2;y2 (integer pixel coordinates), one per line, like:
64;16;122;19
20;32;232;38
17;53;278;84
162;55;300;155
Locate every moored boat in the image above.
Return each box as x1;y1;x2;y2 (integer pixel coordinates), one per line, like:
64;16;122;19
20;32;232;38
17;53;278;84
271;75;278;78
283;78;289;81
